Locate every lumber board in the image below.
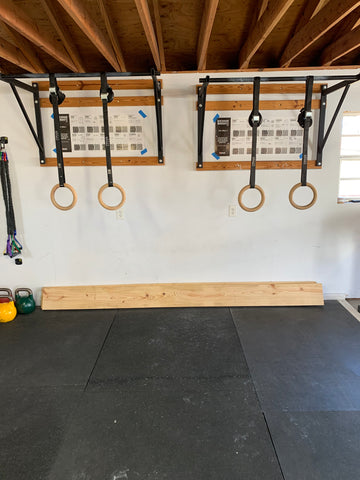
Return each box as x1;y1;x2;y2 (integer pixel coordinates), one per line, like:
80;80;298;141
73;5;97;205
196;83;325;94
42;157;163;166
40;96;162;108
35;79;162;91
199;160;321;170
41;282;324;310
204;99;321;111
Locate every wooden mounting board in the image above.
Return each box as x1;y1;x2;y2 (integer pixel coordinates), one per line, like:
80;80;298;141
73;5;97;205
35;79;162;91
42;157;163;166
196;83;325;94
40;96;162;108
199;160;320;170
203;99;321;110
41;282;324;310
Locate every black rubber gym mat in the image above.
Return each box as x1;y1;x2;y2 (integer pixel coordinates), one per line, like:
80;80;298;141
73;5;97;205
0;385;81;480
231;301;360;411
265;410;360;480
48;378;283;480
0;309;115;387
89;308;250;386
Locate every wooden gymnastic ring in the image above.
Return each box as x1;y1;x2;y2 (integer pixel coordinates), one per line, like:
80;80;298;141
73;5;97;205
238;185;265;212
50;183;77;211
98;183;126;210
289;182;317;210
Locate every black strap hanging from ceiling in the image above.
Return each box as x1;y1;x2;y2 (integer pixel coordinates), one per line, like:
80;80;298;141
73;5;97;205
97;73;126;210
289;75;317;210
238;77;265;212
100;72;114;187
298;76;314;186
48;74;77;210
49;73;66;187
0;137;22;258
249;77;262;189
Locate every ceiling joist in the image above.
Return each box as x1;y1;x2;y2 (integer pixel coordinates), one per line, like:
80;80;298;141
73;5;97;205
55;0;121;71
197;0;219;71
97;0;126;72
239;0;296;69
0;0;76;71
280;0;360;67
39;0;86;73
0;21;47;72
0;35;37;72
152;0;166;71
321;24;360;65
134;0;161;71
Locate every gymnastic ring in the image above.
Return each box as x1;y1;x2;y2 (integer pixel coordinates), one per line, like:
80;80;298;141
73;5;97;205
98;183;126;210
238;184;265;212
50;183;77;211
289;182;317;210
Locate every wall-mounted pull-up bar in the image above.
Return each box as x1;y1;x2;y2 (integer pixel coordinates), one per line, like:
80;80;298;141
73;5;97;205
0;70;163;167
197;72;360;170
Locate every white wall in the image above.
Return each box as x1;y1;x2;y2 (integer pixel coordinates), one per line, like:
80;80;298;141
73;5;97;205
1;69;360;304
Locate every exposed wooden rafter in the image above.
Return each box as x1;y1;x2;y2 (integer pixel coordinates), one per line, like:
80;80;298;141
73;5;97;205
152;0;166;71
0;0;76;71
321;25;360;65
134;0;161;70
197;0;219;70
55;0;121;71
97;0;126;72
0;35;36;72
0;20;47;72
239;0;296;69
280;0;360;67
39;0;86;72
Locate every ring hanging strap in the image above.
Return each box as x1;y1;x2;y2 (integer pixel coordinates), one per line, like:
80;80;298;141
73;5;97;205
100;72;114;187
300;76;314;186
249;77;262;188
49;74;66;187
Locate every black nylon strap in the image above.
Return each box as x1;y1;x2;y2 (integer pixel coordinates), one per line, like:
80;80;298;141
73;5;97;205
300;76;314;186
249;77;261;188
0;153;16;234
100;72;113;187
49;74;66;187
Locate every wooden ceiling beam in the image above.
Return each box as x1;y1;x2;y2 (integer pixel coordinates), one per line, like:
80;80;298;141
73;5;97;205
97;0;126;72
39;0;86;73
0;35;38;72
0;21;47;72
134;0;161;70
280;0;360;67
0;0;76;71
321;24;360;65
152;0;166;71
197;0;219;71
239;0;296;69
55;0;121;71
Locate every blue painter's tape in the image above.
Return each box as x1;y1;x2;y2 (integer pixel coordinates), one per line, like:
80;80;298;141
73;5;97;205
299;153;303;159
213;113;220;123
138;110;147;118
51;113;54;119
141;148;148;155
53;148;57;153
212;152;220;160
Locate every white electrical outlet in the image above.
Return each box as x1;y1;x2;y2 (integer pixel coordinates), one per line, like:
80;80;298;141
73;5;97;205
116;209;124;220
228;205;237;217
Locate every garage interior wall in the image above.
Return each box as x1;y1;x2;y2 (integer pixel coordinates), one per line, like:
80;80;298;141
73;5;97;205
0;69;359;303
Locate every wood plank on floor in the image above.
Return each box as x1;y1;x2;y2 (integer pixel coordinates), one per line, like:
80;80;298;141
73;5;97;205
41;281;324;310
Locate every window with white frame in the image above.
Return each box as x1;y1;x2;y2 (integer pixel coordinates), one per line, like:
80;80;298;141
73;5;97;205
339;112;360;202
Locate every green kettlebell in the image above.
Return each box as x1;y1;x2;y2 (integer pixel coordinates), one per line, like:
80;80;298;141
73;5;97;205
15;288;36;314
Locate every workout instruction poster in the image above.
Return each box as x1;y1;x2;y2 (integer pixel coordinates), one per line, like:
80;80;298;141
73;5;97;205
210;110;316;161
69;113;144;153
